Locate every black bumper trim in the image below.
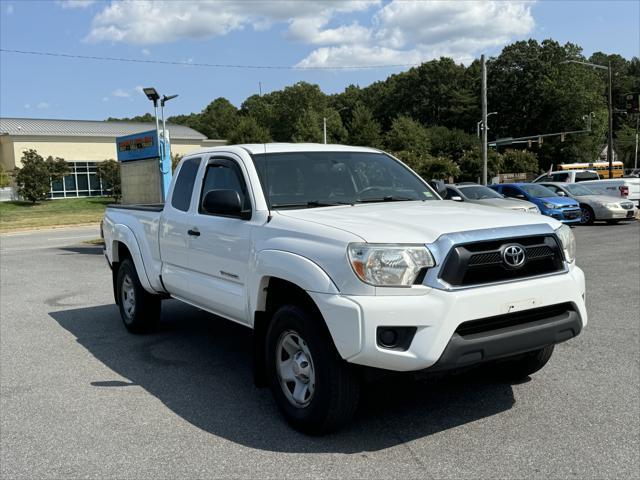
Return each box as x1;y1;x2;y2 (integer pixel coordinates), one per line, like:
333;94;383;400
426;307;582;372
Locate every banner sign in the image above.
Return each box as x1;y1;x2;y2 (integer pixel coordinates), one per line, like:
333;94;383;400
116;130;159;162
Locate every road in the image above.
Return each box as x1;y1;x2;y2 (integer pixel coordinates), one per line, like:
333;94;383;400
1;222;638;479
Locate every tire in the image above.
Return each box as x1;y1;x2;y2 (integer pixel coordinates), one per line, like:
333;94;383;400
496;345;555;380
580;205;594;225
265;304;360;434
116;259;161;333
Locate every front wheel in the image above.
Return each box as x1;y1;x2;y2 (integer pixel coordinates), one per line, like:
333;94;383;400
580;205;594;225
116;259;161;333
266;305;360;434
496;345;555;380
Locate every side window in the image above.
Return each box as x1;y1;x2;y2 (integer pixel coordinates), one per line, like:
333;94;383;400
171;157;201;211
445;187;458;199
502;186;523;198
199;159;251;214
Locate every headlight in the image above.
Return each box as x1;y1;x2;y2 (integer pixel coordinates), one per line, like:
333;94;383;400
543;202;556;209
347;244;435;287
555;224;576;263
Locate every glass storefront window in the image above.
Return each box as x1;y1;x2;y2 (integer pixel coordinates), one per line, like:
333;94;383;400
48;161;107;198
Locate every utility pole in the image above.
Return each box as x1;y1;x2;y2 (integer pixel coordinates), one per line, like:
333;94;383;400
323;117;327;144
607;60;614;178
481;54;488;185
634;114;639;170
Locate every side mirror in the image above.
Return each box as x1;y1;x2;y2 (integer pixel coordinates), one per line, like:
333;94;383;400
202;189;244;217
451;196;463;202
516;194;526;200
557;191;566;196
428;180;447;198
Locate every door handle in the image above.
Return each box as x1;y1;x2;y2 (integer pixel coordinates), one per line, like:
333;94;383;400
187;228;200;237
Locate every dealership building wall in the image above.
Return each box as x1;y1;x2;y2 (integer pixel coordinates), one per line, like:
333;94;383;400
0;118;224;198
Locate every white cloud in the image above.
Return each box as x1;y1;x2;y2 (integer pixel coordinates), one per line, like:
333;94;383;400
57;0;95;9
112;88;130;98
297;0;535;67
84;0;378;44
6;4;14;14
36;102;51;109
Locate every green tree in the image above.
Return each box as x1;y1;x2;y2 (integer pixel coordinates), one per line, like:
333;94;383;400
348;103;382;148
501;149;540;174
426;126;478;161
386;115;431;153
292;109;324;143
227;116;271;144
15;149;68;203
395;151;460;181
457;148;504;182
0;165;11;188
171;153;183;172
96;159;121;201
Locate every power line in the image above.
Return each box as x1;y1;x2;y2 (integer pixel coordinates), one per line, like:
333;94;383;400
0;48;420;71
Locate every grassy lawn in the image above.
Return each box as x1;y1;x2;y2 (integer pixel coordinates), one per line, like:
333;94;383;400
0;197;113;232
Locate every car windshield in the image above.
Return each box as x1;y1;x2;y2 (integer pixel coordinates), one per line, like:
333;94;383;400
251;151;437;209
458;185;503;200
520;184;558;198
564;184;595;195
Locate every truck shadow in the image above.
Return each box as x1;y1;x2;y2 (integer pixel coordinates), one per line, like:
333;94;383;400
50;300;516;453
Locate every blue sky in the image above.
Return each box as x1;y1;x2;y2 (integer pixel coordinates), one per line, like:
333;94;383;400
1;1;638;121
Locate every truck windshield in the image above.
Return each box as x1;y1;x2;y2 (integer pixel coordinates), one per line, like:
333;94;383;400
251;152;437;209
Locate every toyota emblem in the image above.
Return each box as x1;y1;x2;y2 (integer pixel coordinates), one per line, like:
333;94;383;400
502;244;526;268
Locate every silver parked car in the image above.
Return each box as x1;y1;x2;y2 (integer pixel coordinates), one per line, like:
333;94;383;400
538;182;637;224
445;183;540;213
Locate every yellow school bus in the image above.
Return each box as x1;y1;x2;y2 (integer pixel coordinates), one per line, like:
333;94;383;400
558;161;624;179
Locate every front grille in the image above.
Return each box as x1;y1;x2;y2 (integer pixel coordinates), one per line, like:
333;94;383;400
455;303;575;337
439;235;565;287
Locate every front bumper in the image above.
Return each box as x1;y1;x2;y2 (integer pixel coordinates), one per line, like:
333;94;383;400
545;208;582;224
309;265;586;372
593;204;637;220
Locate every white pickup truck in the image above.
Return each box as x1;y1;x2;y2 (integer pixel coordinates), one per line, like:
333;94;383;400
102;144;587;433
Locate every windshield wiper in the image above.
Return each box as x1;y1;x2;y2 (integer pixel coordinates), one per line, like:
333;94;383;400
355;196;417;203
272;200;352;209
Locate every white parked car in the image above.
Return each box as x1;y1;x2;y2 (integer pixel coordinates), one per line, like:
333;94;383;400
102;144;587;433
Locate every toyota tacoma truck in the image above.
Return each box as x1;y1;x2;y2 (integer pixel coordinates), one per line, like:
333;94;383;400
102;144;587;434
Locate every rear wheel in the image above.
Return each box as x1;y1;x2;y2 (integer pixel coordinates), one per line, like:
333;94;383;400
266;305;360;434
116;259;161;333
579;205;594;225
496;345;555;380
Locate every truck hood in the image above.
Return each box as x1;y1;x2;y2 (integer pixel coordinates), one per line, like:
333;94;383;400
276;201;556;244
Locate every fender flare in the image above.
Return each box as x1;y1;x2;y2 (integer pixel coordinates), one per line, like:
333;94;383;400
109;224;156;294
249;249;339;318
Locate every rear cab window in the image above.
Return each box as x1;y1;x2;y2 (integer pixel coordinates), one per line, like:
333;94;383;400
171;157;201;211
575;172;600;182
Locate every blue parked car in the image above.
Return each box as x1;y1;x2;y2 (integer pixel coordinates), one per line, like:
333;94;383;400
490;183;582;224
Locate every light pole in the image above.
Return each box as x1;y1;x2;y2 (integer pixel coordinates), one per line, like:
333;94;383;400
562;59;614;178
143;87;161;156
481;54;488;185
160;94;178;158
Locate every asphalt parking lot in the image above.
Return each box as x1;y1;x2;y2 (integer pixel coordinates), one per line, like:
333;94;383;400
1;222;639;479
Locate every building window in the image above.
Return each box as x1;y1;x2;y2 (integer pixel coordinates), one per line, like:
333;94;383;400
49;162;105;198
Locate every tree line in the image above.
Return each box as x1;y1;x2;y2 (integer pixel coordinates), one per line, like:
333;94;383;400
110;38;639;179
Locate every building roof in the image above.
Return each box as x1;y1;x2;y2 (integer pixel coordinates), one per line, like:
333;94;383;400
0;117;207;140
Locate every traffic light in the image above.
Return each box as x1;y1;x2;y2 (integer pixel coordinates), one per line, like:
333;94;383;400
626;93;639;114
